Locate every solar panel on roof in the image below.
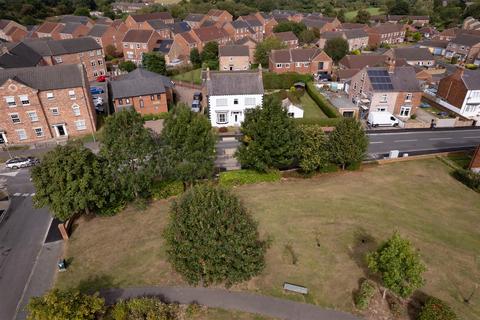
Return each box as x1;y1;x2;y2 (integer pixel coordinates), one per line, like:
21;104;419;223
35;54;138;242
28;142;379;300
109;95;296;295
368;69;393;91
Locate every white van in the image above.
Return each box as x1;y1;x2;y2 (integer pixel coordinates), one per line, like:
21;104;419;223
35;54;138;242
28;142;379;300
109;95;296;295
367;112;400;127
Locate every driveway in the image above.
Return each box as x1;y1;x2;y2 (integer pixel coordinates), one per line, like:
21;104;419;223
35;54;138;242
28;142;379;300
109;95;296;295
173;82;201;107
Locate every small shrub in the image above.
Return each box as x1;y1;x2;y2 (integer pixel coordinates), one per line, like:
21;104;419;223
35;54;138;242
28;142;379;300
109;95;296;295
351;49;361;55
346;161;361;171
410;114;417;120
355;279;376;310
452;168;480;192
219;169;281;187
319;162;339;173
185;302;202;317
465;64;478;70
111;298;180;320
151;180;184;200
417;297;458;320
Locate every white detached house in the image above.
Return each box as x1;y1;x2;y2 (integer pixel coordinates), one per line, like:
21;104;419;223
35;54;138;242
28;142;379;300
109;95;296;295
206;67;264;127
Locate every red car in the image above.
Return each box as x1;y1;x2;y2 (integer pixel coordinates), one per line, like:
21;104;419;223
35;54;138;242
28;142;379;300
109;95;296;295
96;75;107;82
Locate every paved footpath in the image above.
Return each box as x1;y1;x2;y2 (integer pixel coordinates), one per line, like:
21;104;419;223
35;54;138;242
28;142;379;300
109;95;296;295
100;287;360;320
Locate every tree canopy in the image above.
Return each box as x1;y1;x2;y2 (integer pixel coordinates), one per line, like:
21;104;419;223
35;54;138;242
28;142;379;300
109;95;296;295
142;52;167;75
31;142;111;221
273;21;307;37
159;105;216;188
200;41;219;69
190;48;202;68
356;9;371;24
254;36;286;66
324;37;349;62
118;61;136;72
367;232;426;298
297;125;330;174
236;95;299;172
164;184;266;286
328;118;368;170
27;289;104;320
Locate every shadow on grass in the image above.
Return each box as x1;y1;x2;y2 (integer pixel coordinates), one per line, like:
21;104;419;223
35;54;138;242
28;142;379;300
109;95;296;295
76;274;119;294
349;227;378;277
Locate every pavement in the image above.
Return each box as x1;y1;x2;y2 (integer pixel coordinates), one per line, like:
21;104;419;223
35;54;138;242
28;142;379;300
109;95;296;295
100;287;360;320
368;128;480;157
0;167;61;320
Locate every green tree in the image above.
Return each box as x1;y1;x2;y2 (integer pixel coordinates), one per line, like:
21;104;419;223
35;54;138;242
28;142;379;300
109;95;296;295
159;105;216;189
111;298;179;320
356;9;371;24
337;8;346;23
31;142;111;222
27;289;104;320
200;41;219;63
297;125;330;174
142;52;166;75
418;297;458;320
412;32;422;42
73;7;90;17
100;109;157;200
236;95;299;172
328;118;368;170
389;0;410;15
367;232;426;298
254;36;287;67
273;21;307;37
164;184;266;286
190;47;201;67
324;37;349;62
118;60;136;72
298;29;317;44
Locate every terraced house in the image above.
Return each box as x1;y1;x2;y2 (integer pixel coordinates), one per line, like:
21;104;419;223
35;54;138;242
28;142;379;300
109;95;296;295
0;64;96;144
122;30;161;65
269;48;333;76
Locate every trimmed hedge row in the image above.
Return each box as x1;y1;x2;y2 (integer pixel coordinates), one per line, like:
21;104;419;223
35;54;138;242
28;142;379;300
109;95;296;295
294;117;343;127
142;113;170;121
263;72;313;90
219;169;281;187
452;168;480;192
305;82;340;118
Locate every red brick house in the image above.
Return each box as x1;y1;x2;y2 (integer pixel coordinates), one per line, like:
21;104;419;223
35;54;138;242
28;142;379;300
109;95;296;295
0;20;27;42
269;48;333;76
273;31;298;48
367;23;406;47
0;64;96;144
302;17;341;33
58;22;91;39
184;14;206;29
36;22;64;40
122;30;161;65
223;20;258;42
125;12;174;29
110;68;173;115
205;9;233;24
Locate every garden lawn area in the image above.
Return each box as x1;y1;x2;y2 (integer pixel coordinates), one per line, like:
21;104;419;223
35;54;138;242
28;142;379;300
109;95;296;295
172;68;202;85
344;7;382;21
56;159;480;319
300;92;327;119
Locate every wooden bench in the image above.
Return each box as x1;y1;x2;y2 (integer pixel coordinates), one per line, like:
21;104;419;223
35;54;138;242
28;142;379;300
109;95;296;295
283;282;308;295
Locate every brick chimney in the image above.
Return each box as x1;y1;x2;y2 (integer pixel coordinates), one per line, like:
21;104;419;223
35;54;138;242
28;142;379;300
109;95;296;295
387;58;395;73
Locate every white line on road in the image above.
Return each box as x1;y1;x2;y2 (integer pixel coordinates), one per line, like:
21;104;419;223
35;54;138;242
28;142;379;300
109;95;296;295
428;137;452;140
30;193;35;197
463;136;480;139
22;193;30;197
367;129;480;136
394;139;418;142
370;141;384;144
13;193;21;196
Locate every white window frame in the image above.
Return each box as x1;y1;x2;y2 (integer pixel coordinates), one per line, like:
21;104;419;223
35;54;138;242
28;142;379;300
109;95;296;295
26;111;39;122
50;107;60;116
10;113;20;124
46;92;54;100
19;95;30;106
5;96;16;107
276;63;282;68
16;129;27;140
72;104;81;116
96;49;102;55
54;56;63;63
216;112;228;124
405;93;412;102
400;106;411;117
69;90;76;100
75;119;87;131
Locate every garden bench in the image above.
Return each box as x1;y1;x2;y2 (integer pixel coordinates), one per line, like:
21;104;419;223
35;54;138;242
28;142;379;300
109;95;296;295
283;282;308;294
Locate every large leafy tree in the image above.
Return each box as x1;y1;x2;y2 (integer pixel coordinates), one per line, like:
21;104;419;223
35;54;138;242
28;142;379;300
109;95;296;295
389;0;411;15
200;41;218;63
254;36;286;66
367;232;426;298
273;21;307;37
31;142;111;221
164;185;266;286
100;109;157;200
142;52;166;75
27;289;104;320
356;9;371;24
328;118;368;170
118;61;136;72
159;105;216;189
324;37;349;62
190;48;201;68
236;95;299;172
297;125;330;174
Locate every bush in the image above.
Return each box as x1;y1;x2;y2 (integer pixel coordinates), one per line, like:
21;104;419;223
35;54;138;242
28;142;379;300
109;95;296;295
319;162;339;173
305;82;340;118
355;279;376;310
452;168;480;192
142;113;170;121
410;114;417;120
219;169;281;187
417;297;458;320
263;72;313;89
111;298;179;320
151;180;183;200
346;161;361;171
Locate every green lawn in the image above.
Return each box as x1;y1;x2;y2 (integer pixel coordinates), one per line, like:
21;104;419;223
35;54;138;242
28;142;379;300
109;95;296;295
56;159;480;319
344;7;382;21
300;92;327;119
172;68;202;85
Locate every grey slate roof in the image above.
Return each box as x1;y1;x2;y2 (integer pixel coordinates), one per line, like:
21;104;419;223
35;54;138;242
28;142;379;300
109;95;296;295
462;69;480;90
185;13;205;22
170;21;191;34
147;19;168;30
88;24;109;37
0;64;86;90
207;71;264;96
344;29;368;39
59;22;82;35
155;39;173;54
273;31;298;42
451;33;480;46
392;47;433;61
122;30;154;43
23;37;101;56
366;66;421;92
219;45;249;57
59;15;91;25
110;68;173;99
0;42;43;68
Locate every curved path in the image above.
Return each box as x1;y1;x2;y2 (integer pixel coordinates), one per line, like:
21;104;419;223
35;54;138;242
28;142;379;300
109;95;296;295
100;287;360;320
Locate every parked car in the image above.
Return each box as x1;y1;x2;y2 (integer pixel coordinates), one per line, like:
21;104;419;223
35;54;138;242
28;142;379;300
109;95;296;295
93;96;103;107
5;157;39;169
90;87;104;95
193;92;203;102
367;112;400;127
96;75;108;82
191;100;201;113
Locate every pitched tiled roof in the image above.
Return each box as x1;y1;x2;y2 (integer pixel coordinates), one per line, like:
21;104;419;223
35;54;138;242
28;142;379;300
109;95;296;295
130;12;173;23
207;70;263;96
110;68;173;99
87;24;109;37
185;13;205;22
0;42;43;68
339;54;388;69
192;26;229;42
207;9;230;17
0;20;11;30
390;66;422;91
0;64;86;90
219;45;249;57
170;21;191;34
344;29;368;39
147;19;169;30
59;22;82;35
271;48;327;63
155;39;173;54
369;22;404;34
273;31;298;42
231;20;250;29
340;23;367;30
235;36;257;45
418;39;448;48
36;22;61;34
391;47;433;61
23;37;101;55
461;69;480;90
59;15;91;25
451;33;480;46
302;18;327;29
122;30;155;43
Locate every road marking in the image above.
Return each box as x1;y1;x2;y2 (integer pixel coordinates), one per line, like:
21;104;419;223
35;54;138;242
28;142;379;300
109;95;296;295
22;193;30;197
30;193;35;197
394;139;418;142
463;136;480;139
0;171;19;177
370;141;384;144
13;193;21;196
367;129;480;136
428;137;452;140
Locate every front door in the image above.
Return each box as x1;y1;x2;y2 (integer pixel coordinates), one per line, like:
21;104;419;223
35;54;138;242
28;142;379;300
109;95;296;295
54;125;67;137
0;132;6;144
232;111;242;125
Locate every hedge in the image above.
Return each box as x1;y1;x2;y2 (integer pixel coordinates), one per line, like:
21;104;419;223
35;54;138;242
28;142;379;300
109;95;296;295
452;168;480;192
354;279;376;310
294;117;342;127
305;82;340;118
263;72;313;90
417;297;458;320
151;180;184;200
142;113;170;121
219;169;281;187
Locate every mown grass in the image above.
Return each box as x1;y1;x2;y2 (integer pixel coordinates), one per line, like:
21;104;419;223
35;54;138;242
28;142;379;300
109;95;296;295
344;7;382;21
300;92;327;119
172;68;202;85
56;159;480;319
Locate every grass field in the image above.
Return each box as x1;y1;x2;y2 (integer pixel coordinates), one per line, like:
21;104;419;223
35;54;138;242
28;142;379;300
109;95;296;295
300;92;327;119
344;7;382;21
172;68;202;85
57;158;480;319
